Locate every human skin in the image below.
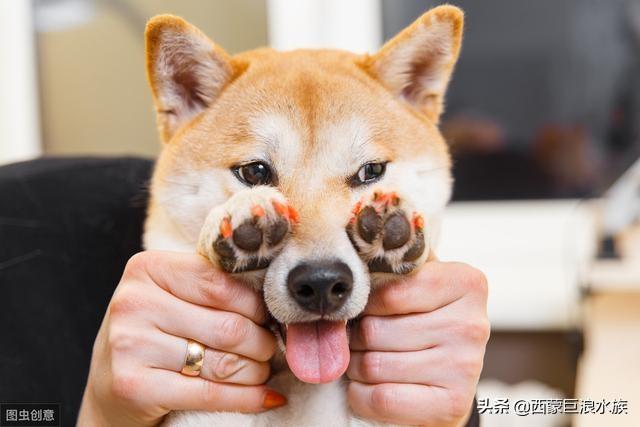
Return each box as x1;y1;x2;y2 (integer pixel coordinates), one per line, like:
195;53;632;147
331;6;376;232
77;251;283;427
78;252;488;426
347;261;490;426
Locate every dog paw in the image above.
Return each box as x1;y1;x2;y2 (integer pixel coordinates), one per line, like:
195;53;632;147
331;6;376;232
198;187;298;273
347;189;428;274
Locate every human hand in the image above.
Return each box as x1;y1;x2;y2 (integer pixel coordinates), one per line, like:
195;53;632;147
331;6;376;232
78;251;285;427
347;261;489;426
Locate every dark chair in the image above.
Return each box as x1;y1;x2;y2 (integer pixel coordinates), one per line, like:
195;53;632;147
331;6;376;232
0;157;153;425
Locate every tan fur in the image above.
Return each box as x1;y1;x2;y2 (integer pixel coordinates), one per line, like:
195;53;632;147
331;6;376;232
362;5;464;123
146;45;455;240
142;6;463;426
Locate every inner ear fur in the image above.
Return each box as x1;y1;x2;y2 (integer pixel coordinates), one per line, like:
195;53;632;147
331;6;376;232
145;15;238;142
362;5;464;123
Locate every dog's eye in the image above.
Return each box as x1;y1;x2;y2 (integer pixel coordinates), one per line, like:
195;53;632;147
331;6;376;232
233;162;273;186
352;162;387;186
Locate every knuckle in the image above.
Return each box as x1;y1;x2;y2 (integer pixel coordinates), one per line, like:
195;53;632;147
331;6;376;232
360;352;383;382
197;275;245;310
107;326;137;357
110;370;141;402
108;289;146;318
422;265;443;290
197;280;227;306
239;359;270;384
469;318;491;344
215;315;249;349
461;265;488;295
457;353;484;379
456;319;491;344
210;352;241;380
123;252;151;279
358;317;380;348
446;389;474;420
379;284;405;313
370;385;400;417
478;318;491;343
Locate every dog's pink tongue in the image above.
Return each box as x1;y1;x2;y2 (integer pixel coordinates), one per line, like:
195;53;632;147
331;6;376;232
285;320;349;384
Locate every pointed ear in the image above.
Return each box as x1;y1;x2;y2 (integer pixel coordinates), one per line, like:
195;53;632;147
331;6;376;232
364;5;464;123
145;15;234;142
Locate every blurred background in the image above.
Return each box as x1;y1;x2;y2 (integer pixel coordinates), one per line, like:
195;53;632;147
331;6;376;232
1;1;640;426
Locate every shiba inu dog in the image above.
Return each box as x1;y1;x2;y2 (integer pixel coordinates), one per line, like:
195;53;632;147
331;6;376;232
143;5;463;426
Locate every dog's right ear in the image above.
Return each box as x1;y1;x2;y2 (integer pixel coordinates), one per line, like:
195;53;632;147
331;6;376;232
145;15;234;142
363;5;463;124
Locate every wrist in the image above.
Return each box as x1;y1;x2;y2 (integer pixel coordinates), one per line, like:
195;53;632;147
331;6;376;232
77;383;151;427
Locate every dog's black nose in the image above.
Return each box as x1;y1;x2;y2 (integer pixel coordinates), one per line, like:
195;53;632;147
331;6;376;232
287;260;354;315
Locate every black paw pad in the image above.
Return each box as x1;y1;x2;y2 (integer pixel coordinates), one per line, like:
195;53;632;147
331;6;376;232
233;221;263;251
402;230;425;262
214;238;237;273
357;206;383;243
211;200;296;274
367;257;394;273
382;212;411;250
266;218;289;247
347;191;428;276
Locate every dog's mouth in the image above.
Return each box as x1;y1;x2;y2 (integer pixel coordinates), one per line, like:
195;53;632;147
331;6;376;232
271;318;353;384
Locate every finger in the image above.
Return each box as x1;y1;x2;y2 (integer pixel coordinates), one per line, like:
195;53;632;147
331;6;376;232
110;277;276;362
125;251;267;323
350;312;438;351
363;261;488;316
350;300;488;351
347;348;483;387
146;369;286;413
148;288;276;361
348;381;474;426
199;349;270;385
148;331;271;385
136;283;276;362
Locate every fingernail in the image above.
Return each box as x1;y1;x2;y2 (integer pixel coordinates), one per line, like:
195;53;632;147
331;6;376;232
263;389;287;409
287;205;300;223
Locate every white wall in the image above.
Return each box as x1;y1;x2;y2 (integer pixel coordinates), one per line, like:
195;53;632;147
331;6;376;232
438;200;598;330
0;1;42;165
267;0;382;53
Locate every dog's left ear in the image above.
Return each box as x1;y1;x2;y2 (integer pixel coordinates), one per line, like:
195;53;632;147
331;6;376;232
145;15;236;142
364;5;464;123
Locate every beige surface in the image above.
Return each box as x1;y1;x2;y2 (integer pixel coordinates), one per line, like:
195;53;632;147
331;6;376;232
574;293;640;426
588;259;640;292
38;0;267;158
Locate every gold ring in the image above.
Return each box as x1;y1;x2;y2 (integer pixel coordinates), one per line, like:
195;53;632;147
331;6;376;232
181;340;205;377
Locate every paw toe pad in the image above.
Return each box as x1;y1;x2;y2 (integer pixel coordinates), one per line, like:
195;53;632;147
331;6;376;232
233;221;263;252
348;190;427;275
210;199;296;273
357;206;383;243
382;213;411;250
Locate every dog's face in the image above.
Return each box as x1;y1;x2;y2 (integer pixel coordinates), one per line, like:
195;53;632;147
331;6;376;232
144;6;462;382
